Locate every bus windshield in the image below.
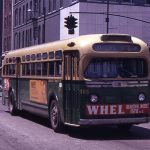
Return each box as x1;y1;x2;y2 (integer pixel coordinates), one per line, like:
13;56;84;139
84;58;147;78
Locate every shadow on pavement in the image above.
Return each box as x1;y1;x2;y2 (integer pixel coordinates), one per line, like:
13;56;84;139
19;110;50;128
7;110;150;141
64;125;150;140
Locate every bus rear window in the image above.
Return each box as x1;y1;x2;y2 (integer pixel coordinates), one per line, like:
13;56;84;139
84;58;147;78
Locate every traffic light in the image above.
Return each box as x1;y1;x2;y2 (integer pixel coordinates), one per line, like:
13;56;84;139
64;15;78;34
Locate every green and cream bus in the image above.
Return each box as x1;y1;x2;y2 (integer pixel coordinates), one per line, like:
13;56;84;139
2;34;150;131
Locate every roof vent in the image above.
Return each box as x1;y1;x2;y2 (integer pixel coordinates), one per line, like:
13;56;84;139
101;34;132;42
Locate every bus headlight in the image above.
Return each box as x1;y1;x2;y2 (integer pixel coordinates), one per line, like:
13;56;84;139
90;94;98;103
138;93;145;102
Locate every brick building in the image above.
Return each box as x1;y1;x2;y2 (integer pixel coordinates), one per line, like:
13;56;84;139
3;0;12;53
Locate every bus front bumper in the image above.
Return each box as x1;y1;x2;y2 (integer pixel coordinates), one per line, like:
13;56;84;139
79;117;150;125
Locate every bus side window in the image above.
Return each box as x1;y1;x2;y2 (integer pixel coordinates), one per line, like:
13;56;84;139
8;65;11;75
26;63;30;76
31;63;36;75
22;64;25;76
36;63;42;76
55;61;62;76
6;65;9;75
42;62;48;76
8;64;15;75
49;61;54;76
3;66;5;75
12;64;15;75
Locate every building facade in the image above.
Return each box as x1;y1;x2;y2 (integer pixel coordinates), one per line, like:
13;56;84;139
3;0;12;53
13;0;150;50
0;0;3;58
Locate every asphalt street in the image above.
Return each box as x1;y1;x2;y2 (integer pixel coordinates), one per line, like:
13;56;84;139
0;100;150;150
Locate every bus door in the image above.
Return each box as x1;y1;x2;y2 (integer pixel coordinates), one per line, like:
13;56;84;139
63;50;79;123
15;57;21;109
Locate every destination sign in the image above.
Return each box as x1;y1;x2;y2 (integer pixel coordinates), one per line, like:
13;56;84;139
93;43;141;52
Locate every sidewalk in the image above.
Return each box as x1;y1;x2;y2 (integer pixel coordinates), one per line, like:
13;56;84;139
0;99;9;112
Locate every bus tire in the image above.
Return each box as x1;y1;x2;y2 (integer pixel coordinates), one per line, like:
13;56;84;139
49;100;63;132
8;91;17;115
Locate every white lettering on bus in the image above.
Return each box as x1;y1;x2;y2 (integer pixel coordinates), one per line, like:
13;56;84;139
118;105;125;114
86;105;125;115
140;104;148;109
110;105;117;114
100;105;108;114
126;104;139;109
87;105;99;115
86;104;149;116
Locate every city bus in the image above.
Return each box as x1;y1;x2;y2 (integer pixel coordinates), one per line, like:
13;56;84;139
2;34;150;132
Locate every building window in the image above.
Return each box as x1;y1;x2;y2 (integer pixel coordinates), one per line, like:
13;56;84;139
42;24;44;43
53;0;56;11
60;0;63;8
4;38;7;50
4;17;6;28
33;0;38;11
9;15;11;29
19;8;21;25
26;30;28;47
8;36;11;50
28;29;30;46
30;28;32;46
9;1;11;10
19;32;21;48
30;0;33;10
26;3;28;21
22;31;24;48
38;25;41;44
6;16;8;27
39;0;42;16
15;8;18;26
49;0;51;12
14;33;18;49
23;5;25;23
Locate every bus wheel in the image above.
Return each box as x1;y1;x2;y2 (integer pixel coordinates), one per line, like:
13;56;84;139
117;124;132;131
8;91;17;115
50;100;63;132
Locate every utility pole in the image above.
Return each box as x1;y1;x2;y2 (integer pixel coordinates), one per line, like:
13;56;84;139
106;0;110;34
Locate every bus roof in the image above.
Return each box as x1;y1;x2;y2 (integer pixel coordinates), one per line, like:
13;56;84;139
4;34;148;59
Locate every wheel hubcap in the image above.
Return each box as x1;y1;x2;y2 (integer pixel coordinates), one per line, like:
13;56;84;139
51;103;58;127
9;102;13;112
